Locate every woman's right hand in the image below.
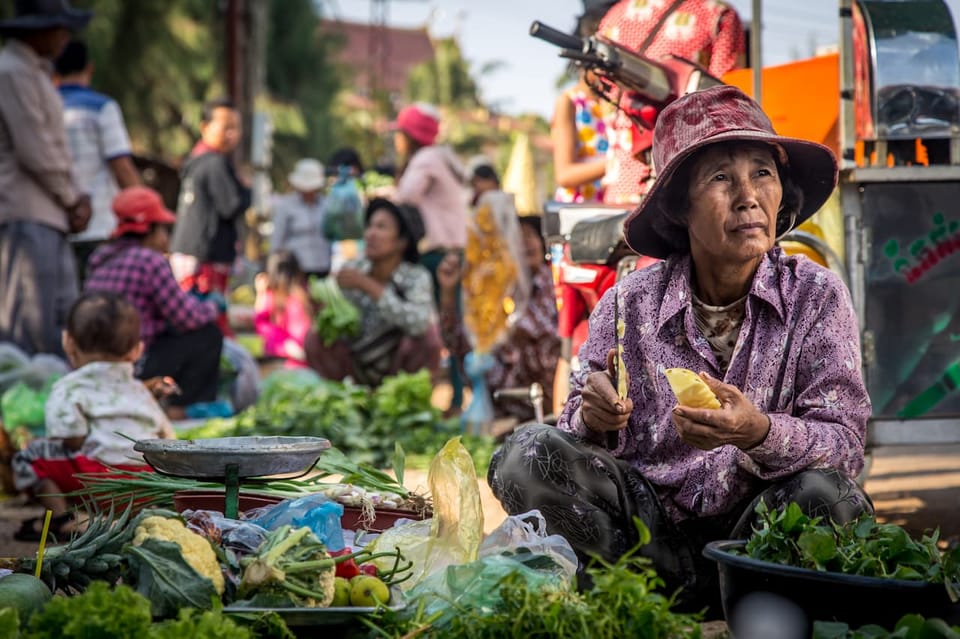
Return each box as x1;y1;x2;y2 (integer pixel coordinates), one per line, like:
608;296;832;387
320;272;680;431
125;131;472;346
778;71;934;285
580;348;633;434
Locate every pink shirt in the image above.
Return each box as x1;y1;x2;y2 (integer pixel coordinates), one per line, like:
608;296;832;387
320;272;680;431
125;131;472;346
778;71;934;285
558;249;870;523
394;145;469;251
254;288;311;366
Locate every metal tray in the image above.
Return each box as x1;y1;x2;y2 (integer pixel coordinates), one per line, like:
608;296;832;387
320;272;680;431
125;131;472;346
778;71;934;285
133;436;330;479
224;588;405;627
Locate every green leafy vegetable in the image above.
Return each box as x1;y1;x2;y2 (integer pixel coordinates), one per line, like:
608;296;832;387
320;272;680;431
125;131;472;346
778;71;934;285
309;275;360;346
237;525;337;607
148;607;252;639
370;519;702;638
0;608;20;639
176;368;488;472
813;613;960;638
393;441;406;487
25;581;152;639
23;581;253;639
123;537;221;618
744;501;960;600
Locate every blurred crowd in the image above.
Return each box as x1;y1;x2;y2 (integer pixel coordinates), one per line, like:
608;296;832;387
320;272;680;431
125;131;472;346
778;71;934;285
0;0;749;538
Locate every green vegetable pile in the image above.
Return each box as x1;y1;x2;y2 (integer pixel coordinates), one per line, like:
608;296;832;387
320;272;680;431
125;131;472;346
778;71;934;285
235;525;411;608
9;507;224;618
4;581;252;639
371;522;702;638
360;170;395;194
180;369;495;472
237;525;338;608
745;502;960;598
814;614;960;638
309;276;360;346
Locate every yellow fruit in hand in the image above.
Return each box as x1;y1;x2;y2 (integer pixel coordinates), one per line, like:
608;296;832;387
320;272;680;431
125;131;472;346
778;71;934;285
332;577;351;607
350;575;390;607
663;368;721;409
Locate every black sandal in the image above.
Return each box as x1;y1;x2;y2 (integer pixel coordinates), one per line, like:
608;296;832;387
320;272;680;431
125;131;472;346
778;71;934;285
13;512;75;542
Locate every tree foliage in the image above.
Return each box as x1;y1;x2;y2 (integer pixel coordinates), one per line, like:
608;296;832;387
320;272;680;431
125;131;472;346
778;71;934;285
0;0;346;174
264;0;345;179
405;37;480;109
73;0;222;160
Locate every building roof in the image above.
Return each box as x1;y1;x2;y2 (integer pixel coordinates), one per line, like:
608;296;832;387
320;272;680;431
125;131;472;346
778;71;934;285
320;19;435;95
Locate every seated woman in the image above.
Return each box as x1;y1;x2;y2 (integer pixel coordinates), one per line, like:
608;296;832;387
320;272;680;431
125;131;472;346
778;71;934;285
438;214;560;424
85;186;223;417
304;198;442;386
488;86;873;611
254;250;311;367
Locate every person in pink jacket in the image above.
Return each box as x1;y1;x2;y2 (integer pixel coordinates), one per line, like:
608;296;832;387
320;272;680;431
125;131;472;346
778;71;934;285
392;102;470;414
254;250;312;367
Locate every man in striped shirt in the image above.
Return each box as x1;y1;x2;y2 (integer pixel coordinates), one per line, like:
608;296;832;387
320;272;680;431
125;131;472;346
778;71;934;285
54;39;140;283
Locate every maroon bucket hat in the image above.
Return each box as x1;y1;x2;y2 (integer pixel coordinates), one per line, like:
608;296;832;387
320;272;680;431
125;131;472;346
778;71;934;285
623;85;838;259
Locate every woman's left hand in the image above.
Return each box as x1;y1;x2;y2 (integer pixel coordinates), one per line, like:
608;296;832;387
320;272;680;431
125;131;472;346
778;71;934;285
671;372;771;451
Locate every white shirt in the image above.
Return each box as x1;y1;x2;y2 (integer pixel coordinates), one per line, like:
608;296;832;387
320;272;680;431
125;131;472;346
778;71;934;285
44;361;173;466
59;84;134;242
270;191;331;273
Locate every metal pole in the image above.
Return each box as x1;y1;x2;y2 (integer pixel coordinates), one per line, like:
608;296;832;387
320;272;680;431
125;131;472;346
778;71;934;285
838;0;856;168
751;0;762;102
226;0;242;106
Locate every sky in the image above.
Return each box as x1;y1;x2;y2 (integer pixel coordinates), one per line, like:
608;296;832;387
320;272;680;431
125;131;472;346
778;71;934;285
320;0;960;118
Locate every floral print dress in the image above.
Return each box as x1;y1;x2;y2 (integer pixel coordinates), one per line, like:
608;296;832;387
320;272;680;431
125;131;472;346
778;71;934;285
553;89;610;204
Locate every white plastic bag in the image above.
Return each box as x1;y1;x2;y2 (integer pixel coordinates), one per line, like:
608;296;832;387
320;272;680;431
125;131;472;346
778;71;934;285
479;509;579;581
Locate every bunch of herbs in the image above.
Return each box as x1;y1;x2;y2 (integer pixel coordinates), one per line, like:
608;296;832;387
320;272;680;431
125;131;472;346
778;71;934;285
367;520;702;639
744;501;960;600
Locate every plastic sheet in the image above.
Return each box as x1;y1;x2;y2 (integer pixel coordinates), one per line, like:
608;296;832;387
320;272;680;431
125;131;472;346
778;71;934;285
322;167;364;241
248;494;346;551
1;379;54;430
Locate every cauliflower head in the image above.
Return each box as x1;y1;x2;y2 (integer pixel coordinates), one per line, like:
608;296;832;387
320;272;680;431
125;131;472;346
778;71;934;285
133;515;225;594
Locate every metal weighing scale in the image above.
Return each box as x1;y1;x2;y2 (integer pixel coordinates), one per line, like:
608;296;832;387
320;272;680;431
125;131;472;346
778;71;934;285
133;436;331;518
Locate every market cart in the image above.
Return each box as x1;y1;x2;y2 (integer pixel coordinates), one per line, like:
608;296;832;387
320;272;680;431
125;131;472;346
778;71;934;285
725;0;960;447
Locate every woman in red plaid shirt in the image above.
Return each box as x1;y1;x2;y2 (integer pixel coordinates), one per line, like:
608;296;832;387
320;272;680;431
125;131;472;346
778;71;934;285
85;186;223;418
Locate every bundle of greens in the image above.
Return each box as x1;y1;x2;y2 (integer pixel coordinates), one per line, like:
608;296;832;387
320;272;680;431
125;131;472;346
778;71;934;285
745;501;960;599
237;525;337;608
16;581;252;639
177;368;485;471
814;614;960;639
308;276;360;346
370;521;702;638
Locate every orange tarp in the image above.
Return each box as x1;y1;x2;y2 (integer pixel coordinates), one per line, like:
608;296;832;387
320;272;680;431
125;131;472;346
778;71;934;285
722;53;840;156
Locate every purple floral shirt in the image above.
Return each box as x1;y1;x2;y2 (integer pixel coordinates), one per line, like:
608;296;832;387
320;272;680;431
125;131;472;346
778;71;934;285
557;248;870;523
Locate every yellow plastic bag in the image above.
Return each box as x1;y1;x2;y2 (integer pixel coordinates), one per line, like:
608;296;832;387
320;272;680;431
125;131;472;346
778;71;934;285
370;437;484;589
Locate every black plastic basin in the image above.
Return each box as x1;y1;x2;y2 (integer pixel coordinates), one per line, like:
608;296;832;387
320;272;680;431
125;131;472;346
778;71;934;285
703;540;960;634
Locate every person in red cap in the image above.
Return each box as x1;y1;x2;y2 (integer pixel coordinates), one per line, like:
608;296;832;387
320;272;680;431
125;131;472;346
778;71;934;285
489;85;872;615
84;186;223;418
392;102;470;414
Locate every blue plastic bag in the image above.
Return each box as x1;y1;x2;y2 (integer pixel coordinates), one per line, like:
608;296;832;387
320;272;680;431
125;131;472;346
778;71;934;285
250;494;346;551
322;167;364;241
